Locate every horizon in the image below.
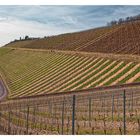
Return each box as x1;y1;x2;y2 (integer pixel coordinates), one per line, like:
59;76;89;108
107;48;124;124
1;5;140;46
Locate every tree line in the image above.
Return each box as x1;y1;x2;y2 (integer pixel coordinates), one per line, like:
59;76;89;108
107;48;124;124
107;14;140;26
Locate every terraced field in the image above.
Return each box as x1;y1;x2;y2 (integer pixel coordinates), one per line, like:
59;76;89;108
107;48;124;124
0;47;140;98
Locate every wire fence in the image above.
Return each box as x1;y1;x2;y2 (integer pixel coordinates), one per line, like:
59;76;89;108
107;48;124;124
0;88;140;135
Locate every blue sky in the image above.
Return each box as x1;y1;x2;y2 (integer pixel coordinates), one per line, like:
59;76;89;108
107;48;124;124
0;5;140;46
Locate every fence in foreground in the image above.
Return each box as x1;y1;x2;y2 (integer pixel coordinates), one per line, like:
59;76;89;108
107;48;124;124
0;87;140;135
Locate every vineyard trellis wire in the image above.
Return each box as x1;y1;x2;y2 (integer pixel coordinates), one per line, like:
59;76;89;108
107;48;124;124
0;87;140;135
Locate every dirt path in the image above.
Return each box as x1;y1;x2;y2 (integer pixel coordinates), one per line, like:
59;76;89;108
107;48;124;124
8;47;140;63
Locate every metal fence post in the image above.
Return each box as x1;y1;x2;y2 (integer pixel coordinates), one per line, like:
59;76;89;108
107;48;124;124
131;92;133;112
89;97;91;125
61;99;65;135
8;111;11;134
112;94;114;122
33;107;36;123
72;95;76;135
26;106;29;134
0;110;1;132
123;90;126;135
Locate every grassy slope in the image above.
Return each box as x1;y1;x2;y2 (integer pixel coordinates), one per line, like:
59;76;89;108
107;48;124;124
1;47;140;98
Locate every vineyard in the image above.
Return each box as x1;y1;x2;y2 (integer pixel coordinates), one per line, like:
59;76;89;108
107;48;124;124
0;84;140;135
1;48;140;98
0;19;140;135
5;25;120;51
80;22;140;55
5;21;140;56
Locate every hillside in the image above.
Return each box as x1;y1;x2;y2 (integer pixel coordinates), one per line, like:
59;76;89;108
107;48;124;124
0;16;140;135
4;21;140;56
1;47;140;98
4;25;120;51
1;20;140;99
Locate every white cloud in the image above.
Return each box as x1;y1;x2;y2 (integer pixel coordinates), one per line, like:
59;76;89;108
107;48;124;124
0;18;78;46
1;6;140;47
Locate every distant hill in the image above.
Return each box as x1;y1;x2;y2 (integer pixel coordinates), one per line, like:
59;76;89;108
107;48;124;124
4;20;140;56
